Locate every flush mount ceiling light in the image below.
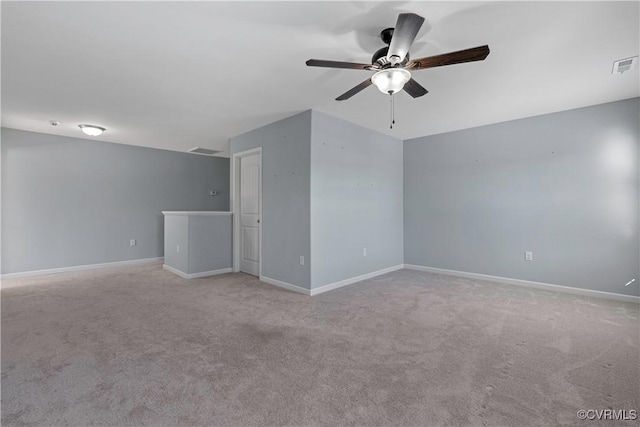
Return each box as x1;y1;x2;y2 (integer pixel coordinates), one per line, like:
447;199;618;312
78;124;106;136
371;68;411;94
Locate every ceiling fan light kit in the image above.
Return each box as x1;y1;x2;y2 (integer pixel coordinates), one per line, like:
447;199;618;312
306;12;490;127
371;68;411;94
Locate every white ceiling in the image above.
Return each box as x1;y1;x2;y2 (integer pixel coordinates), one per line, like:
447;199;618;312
2;1;638;157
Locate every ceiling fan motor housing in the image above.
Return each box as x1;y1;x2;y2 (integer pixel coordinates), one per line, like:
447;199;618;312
372;46;409;68
374;27;413;68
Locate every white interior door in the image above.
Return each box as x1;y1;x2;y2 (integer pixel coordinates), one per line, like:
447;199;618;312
239;153;261;276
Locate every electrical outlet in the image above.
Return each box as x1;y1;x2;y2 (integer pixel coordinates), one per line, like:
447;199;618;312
525;251;533;261
130;239;136;247
299;256;304;266
363;248;367;257
177;245;180;253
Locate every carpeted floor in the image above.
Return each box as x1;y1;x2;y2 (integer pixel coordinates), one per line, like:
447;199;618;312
1;263;638;426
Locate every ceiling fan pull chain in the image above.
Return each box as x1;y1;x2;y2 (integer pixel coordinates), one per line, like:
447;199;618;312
389;92;395;129
392;93;396;127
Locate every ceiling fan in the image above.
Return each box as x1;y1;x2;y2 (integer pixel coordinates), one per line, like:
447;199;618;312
306;13;490;101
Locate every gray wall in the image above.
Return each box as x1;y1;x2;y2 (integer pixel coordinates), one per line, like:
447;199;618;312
230;111;311;288
164;215;189;273
1;128;229;274
310;111;404;288
187;215;232;274
164;214;232;275
404;98;639;296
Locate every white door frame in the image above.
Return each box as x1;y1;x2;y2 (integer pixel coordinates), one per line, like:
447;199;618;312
231;147;263;275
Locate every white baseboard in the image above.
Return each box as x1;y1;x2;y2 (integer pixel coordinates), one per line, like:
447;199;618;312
163;264;232;279
403;264;640;304
310;264;404;296
260;264;405;296
259;276;311;295
1;257;164;281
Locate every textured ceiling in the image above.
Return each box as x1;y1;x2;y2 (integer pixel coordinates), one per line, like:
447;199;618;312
2;1;639;157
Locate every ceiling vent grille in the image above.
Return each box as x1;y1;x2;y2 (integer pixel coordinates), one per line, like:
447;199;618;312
612;56;638;74
188;147;220;156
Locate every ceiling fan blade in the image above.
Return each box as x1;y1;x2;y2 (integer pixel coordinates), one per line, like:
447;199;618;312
336;79;373;101
403;78;428;98
407;45;490;70
387;13;425;63
306;59;372;70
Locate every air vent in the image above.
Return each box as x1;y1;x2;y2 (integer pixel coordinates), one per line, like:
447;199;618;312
188;147;220;156
612;56;638;74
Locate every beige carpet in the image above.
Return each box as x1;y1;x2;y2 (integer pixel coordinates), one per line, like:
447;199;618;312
1;263;638;426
